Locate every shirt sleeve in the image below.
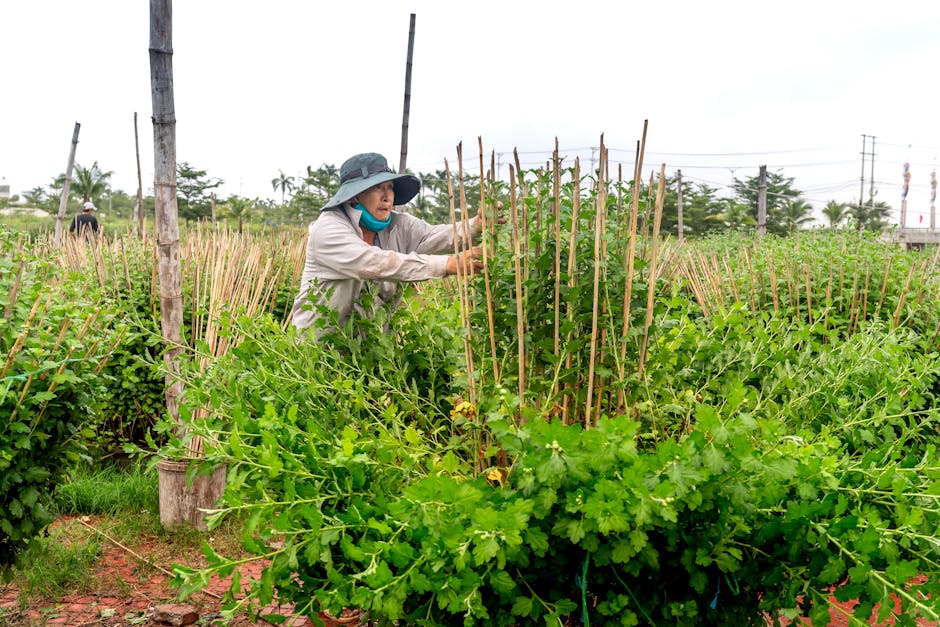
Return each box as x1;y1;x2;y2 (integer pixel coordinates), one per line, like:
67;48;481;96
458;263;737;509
311;213;450;282
395;212;481;254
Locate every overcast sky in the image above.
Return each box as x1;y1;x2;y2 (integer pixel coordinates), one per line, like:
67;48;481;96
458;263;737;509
3;1;939;226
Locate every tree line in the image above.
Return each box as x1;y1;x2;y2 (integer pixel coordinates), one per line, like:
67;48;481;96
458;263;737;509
5;161;893;235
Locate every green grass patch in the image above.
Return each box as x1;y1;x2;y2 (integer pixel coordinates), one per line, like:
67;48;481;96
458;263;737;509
52;461;159;516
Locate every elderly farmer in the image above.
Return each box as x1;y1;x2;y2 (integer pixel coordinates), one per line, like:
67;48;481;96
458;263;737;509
290;152;489;335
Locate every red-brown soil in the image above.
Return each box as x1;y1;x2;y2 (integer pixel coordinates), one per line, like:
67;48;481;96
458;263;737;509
0;516;359;627
0;517;934;626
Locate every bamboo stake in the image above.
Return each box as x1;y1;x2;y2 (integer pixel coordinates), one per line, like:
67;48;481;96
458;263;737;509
508;164;526;418
478;137;499;384
585;143;606;428
562;158;581;424
456;145;477;391
618;121;648;368
552;138;562;365
638;164;666;375
445;158;475;403
805;265;813;325
875;255;893;320
891;263;916;329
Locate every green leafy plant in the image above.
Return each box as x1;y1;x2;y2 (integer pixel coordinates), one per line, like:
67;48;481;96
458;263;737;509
0;228;120;577
154;158;940;625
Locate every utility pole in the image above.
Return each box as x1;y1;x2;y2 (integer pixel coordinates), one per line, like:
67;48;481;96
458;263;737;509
859;134;867;219
859;134;877;229
757;165;767;236
868;135;877;211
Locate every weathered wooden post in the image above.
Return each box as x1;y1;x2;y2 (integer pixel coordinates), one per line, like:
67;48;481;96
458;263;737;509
54;122;80;243
150;0;224;530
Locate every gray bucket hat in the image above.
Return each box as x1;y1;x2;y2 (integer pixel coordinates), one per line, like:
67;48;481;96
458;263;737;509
322;152;420;210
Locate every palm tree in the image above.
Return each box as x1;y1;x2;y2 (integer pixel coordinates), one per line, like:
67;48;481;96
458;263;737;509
851;200;893;232
775;199;815;234
226;195;253;233
821;200;848;228
271;170;295;205
707;199;756;230
62;161;113;205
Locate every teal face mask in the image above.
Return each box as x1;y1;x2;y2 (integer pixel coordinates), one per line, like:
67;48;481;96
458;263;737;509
355;203;392;233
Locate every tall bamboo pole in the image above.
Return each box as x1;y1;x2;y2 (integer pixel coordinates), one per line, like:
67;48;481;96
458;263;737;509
509;164;525;416
619;121;648;367
638;164;666;375
54;122;81;243
478;138;499;383
398;14;416;174
585;139;606;428
150;0;184;429
134;112;145;239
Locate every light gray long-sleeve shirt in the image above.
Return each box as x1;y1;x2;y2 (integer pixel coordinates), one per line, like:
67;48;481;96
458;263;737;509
290;202;479;332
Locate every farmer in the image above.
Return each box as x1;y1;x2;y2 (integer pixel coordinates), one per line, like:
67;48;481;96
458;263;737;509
69;201;100;236
290;151;492;336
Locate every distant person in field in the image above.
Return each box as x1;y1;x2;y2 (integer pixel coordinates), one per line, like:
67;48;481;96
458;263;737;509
69;201;100;236
290;151;497;336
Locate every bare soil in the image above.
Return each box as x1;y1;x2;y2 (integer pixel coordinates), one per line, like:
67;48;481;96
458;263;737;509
0;517;934;626
0;516;358;627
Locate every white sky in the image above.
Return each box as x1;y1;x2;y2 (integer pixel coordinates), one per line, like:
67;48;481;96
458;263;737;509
2;0;940;226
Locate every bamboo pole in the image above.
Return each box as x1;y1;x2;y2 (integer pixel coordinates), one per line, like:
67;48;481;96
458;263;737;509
509;164;525;417
134;112;145;239
585;140;606;428
150;0;185;428
478;138;499;383
398;14;416;174
456;144;477;390
638;164;666;375
619;121;647;367
562;158;581;424
552;138;562;364
54;122;81;244
445;158;475;403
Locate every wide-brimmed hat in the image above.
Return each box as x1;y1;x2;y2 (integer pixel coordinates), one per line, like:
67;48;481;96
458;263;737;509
322;153;420;210
82;201;97;211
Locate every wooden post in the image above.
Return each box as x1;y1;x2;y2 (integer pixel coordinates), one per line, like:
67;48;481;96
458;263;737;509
134;112;145;239
54;122;80;243
398;13;416;174
150;0;224;529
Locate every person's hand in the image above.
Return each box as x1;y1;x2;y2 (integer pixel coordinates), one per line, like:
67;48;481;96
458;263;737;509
447;246;485;275
472;201;506;230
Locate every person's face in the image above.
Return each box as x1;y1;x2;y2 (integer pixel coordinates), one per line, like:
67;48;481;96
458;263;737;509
356;181;395;222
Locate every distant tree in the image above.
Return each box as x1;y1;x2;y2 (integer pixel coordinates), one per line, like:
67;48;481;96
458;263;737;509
289;163;341;224
822;200;849;228
660;175;729;236
774;199;814;234
225;195;253;233
271;170;295;205
56;161;112;206
732;169;803;235
177;162;223;223
849;199;893;232
707;198;756;230
22;186;50;208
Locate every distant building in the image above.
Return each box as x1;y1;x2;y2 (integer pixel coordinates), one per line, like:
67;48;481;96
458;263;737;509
0;184;9;200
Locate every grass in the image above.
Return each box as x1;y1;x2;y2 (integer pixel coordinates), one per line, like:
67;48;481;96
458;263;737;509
53;461;159;517
2;461;244;610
